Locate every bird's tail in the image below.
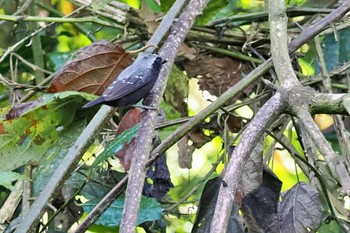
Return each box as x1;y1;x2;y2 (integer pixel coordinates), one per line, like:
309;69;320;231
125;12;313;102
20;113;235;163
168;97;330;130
82;97;105;108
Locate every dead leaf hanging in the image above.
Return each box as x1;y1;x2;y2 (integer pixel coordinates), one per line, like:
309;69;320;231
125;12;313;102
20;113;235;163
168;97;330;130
184;54;250;97
47;40;133;95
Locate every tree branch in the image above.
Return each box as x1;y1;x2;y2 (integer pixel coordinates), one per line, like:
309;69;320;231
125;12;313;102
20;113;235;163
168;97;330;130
269;0;300;87
296;110;350;194
315;35;350;163
120;0;211;231
210;93;286;232
208;0;350;231
270;0;350;202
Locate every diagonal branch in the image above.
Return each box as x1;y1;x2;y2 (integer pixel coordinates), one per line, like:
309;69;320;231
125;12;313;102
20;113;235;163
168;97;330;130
296;110;350;194
120;0;211;232
210;93;286;232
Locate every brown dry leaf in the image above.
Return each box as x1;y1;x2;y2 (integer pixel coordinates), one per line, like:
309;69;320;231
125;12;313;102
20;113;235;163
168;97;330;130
115;108;142;171
47;40;133;95
177;135;195;169
226;115;243;133
139;1;158;34
184;54;249;97
188;126;213;149
179;43;196;60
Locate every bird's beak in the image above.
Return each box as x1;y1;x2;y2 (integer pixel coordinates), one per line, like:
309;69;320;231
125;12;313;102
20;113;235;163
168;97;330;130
162;59;167;64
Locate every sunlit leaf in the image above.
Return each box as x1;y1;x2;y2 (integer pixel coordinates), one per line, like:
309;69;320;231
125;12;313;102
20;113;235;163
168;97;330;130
0;91;92;172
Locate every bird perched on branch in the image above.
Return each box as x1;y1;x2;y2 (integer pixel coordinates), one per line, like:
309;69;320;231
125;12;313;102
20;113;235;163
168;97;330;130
83;54;166;108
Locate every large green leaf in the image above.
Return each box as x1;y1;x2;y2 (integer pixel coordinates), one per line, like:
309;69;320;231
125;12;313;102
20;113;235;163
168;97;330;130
0;91;95;172
82;193;162;226
31;119;87;197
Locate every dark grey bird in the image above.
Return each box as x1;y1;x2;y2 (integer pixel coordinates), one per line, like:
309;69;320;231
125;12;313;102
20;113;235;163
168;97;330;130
83;54;165;108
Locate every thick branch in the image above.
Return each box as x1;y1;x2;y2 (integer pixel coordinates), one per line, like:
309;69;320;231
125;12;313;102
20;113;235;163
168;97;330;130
210;93;286;232
311;93;349;115
269;0;300;87
119;0;210;232
269;0;350;198
296;110;350;194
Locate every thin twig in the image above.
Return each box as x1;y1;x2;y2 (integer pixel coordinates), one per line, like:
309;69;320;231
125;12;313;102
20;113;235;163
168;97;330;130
0;5;89;65
0;14;122;28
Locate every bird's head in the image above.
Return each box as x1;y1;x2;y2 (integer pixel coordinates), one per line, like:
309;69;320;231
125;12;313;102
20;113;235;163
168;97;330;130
136;54;166;73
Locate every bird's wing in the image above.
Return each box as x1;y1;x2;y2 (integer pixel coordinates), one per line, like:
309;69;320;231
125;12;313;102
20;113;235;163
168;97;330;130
103;69;153;101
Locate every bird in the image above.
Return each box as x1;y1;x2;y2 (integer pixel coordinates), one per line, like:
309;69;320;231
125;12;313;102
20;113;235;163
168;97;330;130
82;54;166;108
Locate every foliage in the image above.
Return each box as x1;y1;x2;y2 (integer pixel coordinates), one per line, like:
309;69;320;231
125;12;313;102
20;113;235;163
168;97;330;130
0;0;350;232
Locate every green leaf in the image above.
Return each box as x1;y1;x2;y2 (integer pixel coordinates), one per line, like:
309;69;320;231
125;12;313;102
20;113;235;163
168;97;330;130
160;0;174;12
339;29;350;63
46;51;73;71
91;124;139;170
83;193;162;226
145;0;161;12
31;119;87;197
0;91;93;172
0;171;29;190
315;28;350;73
196;0;227;26
318;219;341;233
323;130;344;155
